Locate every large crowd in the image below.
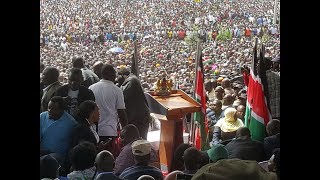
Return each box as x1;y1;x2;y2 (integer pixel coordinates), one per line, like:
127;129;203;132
40;0;280;179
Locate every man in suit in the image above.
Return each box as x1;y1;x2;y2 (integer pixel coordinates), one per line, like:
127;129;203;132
41;67;62;112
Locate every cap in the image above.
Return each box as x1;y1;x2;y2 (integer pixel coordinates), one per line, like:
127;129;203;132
207;144;228;162
131;140;152;156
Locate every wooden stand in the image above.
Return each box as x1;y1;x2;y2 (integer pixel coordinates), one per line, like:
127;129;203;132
145;90;201;172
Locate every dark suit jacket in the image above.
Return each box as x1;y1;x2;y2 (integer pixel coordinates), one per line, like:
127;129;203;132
55;85;95;112
264;133;280;159
71;122;97;148
225;138;265;162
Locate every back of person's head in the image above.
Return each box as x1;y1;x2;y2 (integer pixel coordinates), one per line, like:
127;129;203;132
224;107;237;122
120;124;140;146
207;144;228;163
40;155;60;179
72;57;85;68
95;150;115;173
192;159;277;180
235;127;251;139
172;143;192;171
69;68;83;80
268;148;280;177
70;141;97;171
266;119;280;136
75;100;97;123
137;175;155;180
101;64;116;81
223;94;234;106
183;147;202;171
42;67;60;85
221;78;231;88
131;139;152;164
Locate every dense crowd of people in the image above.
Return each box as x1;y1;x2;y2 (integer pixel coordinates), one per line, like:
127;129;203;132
40;0;280;179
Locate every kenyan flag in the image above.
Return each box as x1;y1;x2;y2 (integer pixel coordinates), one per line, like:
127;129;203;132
244;40;271;142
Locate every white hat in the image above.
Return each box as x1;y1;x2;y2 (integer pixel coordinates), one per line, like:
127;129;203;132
131;140;152;156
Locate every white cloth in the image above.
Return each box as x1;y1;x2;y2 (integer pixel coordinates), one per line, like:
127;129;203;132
89;80;126;136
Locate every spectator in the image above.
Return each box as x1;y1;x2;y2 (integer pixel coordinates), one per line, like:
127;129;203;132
170;143;192;172
41;67;62;112
72;57;99;88
40;155;60;180
119;140;163;180
68;141;97;180
236;105;246;122
114;124;159;176
55;68;95;117
268;148;280;179
94;150;121;180
40;96;77;160
93;61;104;79
182;147;202;176
206;144;228;163
210;107;244;146
225;127;265;162
264;119;280;159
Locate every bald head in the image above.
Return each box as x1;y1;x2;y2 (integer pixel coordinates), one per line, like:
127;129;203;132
266;119;280;136
223;94;234;106
221;78;231;88
95;150;114;173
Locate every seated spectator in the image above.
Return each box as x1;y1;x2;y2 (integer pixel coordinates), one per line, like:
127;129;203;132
71;100;101;147
67;141;97;180
206;144;228;163
206;100;224;127
55;68;95;117
182;147;202;176
95;150;121;180
236;105;246;123
114;124;159;176
40;96;78;162
170;143;192;172
191;159;277;180
210;107;244;146
264;119;280;159
119;140;163;180
221;94;234;111
225;127;265;162
40;155;60;180
214;86;224;101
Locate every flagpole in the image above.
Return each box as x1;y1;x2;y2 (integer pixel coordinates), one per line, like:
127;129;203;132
190;39;202;146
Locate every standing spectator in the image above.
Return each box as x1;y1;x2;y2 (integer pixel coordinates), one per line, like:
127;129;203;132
55;68;95;117
93;61;104;79
89;64;128;151
119;140;163;180
118;67;151;140
41;67;62;112
72;57;99;88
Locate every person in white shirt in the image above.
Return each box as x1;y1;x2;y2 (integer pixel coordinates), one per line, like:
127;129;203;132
89;64;128;143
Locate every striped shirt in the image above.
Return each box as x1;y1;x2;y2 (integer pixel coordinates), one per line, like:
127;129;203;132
119;165;163;180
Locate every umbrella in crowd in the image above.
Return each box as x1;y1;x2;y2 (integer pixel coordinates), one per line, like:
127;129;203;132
108;47;125;53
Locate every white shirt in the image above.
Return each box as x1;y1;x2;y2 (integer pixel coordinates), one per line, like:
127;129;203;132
89;80;126;136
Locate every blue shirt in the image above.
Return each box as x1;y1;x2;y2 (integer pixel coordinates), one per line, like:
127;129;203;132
40;111;77;156
119;165;163;180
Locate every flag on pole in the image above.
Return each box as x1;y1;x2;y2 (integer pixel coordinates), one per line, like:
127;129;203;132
244;38;272;142
193;43;209;150
131;40;139;77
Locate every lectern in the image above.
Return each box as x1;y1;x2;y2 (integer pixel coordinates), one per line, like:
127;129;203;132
145;90;201;172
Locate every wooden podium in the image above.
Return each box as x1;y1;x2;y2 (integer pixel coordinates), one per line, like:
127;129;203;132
145;90;201;172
